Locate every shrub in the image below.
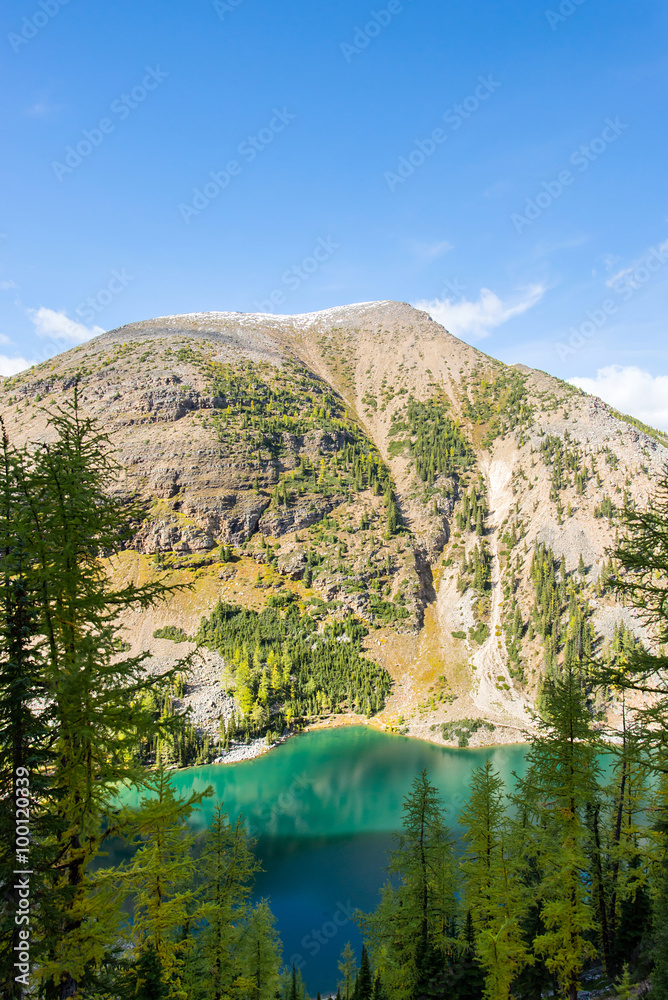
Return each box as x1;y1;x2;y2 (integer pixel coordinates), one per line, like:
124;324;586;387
153;626;190;642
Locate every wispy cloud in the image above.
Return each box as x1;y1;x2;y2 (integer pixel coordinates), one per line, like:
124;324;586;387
409;240;454;262
568;365;668;432
26;100;52;117
28;307;104;344
413;284;546;341
0;280;18;291
606;239;668;289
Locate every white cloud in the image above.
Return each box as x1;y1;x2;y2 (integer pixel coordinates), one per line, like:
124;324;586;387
568;365;668;432
28;307;104;344
0;280;18;291
0;354;37;377
413;284;546;341
606;239;668;289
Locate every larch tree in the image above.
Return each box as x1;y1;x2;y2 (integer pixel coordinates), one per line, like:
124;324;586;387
357;770;457;1000
119;767;210;995
598;463;668;754
338;942;358;1000
459;759;532;1000
591;464;668;991
0;430;54;999
18;394;188;998
195;802;260;999
517;667;600;1000
233;900;282;1000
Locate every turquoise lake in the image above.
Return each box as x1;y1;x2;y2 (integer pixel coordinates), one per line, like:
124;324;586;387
120;727;529;994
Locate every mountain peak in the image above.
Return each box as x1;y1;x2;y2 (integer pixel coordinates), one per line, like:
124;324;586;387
2;301;666;746
93;299;436;346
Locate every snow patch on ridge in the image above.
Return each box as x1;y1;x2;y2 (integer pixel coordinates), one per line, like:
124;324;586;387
149;300;395;330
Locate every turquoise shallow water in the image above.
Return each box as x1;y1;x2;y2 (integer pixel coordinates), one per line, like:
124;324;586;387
119;726;529;994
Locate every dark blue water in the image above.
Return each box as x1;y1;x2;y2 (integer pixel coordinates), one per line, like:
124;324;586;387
120;727;529;994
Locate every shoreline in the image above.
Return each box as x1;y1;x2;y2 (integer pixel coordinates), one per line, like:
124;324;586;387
203;715;532;768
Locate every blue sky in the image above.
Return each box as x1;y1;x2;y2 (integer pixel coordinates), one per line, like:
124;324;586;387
2;0;668;427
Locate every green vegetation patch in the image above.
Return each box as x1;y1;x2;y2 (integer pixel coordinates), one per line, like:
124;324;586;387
389;397;473;485
197;599;392;727
529;541;602;680
538;432;590;499
368;596;410;623
468;622;489;645
457;541;491;596
152;625;191;642
463;366;533;446
438;717;494;747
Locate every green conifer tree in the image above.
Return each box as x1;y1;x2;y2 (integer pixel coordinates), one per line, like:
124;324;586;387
385;493;398;539
338;942;358;1000
119;767;210;992
196;803;260;999
459;760;532;1000
234;900;282;999
604;725;652;973
0;431;54;999
128;944;169;1000
516;667;600;1000
353;944;373;1000
282;961;306;1000
589;467;668;988
2;395;188;999
357;770;457;998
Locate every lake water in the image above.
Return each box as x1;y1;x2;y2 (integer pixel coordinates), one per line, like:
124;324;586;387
119;727;529;994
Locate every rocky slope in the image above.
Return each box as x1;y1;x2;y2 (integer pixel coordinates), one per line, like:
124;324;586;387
3;301;666;747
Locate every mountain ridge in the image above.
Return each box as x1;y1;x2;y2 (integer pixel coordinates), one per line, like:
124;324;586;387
2;300;666;750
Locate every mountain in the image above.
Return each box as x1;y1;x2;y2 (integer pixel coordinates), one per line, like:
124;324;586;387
3;300;666;749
